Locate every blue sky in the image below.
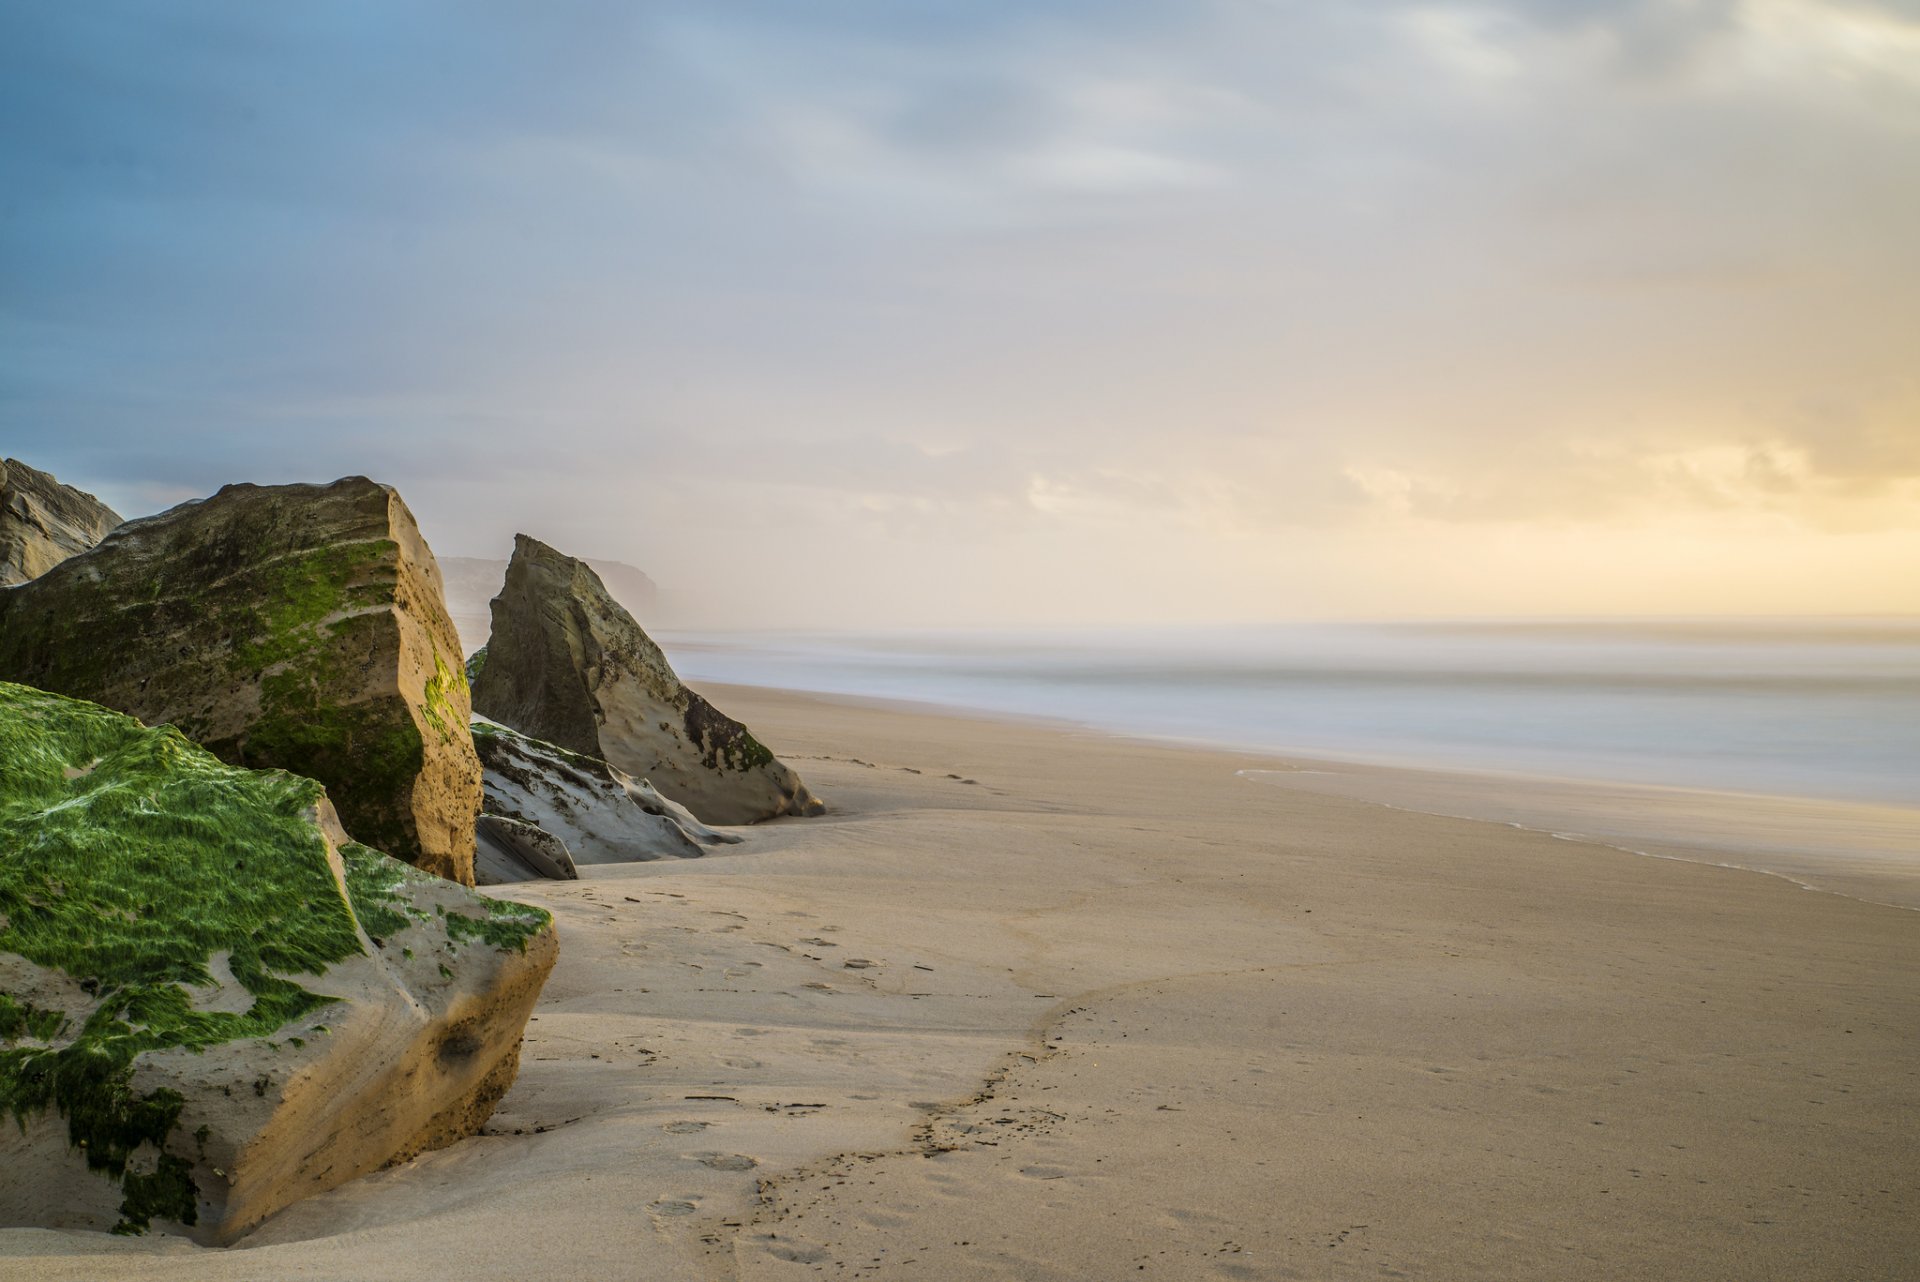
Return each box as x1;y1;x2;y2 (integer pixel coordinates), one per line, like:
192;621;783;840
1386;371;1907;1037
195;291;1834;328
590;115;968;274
4;2;1917;624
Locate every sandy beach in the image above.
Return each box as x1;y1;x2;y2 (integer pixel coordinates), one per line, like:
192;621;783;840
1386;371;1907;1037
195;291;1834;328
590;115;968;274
4;683;1914;1281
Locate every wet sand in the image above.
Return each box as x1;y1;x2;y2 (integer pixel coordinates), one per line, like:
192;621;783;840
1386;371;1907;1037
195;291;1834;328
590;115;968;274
4;685;1915;1280
1240;761;1920;911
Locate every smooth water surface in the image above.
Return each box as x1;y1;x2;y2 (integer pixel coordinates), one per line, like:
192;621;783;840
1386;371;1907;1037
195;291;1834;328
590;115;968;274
664;619;1919;806
663;619;1920;906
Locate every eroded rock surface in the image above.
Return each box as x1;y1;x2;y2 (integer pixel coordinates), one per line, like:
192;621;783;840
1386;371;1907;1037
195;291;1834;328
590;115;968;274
476;813;579;882
0;682;555;1243
471;534;822;825
0;457;121;586
472;718;739;884
0;476;481;883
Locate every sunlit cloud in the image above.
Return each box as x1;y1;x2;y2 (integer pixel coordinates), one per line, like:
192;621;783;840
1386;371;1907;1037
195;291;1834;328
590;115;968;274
2;1;1914;625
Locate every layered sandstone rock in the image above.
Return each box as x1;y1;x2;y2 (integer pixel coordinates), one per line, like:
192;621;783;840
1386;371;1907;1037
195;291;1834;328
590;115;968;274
472;718;739;884
0;457;121;586
471;534;822;825
0;682;555;1243
0;476;481;882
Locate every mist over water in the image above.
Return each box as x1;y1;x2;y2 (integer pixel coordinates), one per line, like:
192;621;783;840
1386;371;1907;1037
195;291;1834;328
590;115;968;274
667;618;1918;805
666;618;1920;905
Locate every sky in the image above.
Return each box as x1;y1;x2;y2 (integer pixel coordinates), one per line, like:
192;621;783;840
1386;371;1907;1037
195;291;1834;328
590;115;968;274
2;1;1916;628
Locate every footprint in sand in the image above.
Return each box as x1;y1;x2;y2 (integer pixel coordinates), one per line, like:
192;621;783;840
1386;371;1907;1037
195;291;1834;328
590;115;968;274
754;1235;830;1264
1019;1165;1071;1181
650;1198;699;1216
693;1153;758;1171
663;1121;710;1134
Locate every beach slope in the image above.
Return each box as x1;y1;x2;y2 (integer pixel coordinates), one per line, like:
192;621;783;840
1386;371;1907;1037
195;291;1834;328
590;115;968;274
3;686;1913;1280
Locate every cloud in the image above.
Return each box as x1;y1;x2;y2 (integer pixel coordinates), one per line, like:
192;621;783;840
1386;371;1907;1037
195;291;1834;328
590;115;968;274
1;1;1915;622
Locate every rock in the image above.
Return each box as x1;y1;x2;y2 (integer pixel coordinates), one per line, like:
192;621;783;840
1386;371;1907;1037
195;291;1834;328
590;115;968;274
0;476;482;884
440;553;659;655
0;681;556;1243
0;458;121;586
476;813;578;883
471;718;740;884
471;534;822;825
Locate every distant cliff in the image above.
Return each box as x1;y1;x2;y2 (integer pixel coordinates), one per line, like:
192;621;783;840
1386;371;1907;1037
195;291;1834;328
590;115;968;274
0;458;121;586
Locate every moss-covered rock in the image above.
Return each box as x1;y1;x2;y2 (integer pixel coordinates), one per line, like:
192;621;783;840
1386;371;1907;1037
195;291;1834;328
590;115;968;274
471;534;823;825
0;476;481;883
0;458;121;587
0;682;555;1243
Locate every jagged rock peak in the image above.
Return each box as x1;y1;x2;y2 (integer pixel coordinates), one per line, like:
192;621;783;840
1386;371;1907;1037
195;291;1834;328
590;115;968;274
0;457;121;586
0;682;555;1243
471;533;823;825
0;475;482;883
440;554;657;655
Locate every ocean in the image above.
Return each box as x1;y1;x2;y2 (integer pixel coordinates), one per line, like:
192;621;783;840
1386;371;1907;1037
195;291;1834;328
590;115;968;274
661;619;1920;908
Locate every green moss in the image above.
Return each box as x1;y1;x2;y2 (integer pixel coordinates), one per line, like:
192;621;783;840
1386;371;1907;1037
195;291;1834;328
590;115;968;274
0;682;382;1231
236;609;429;865
443;897;551;954
227;540;397;676
0;519;460;874
420;649;465;746
464;645;487;686
338;841;435;943
719;729;775;773
0;682;546;1233
114;1150;197;1235
0;994;65;1042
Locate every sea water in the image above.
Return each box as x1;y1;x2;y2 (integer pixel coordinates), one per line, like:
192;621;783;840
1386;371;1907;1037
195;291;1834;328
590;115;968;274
661;619;1920;907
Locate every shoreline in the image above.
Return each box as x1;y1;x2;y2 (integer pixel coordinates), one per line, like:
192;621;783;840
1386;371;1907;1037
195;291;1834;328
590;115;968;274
4;683;1915;1280
709;681;1920;913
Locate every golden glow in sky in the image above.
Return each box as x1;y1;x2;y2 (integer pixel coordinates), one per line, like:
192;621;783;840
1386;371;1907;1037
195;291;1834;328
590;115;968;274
6;2;1916;625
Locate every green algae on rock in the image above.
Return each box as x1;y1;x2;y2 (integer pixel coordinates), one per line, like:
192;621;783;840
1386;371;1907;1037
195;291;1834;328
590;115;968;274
471;534;823;826
0;682;556;1243
0;475;482;883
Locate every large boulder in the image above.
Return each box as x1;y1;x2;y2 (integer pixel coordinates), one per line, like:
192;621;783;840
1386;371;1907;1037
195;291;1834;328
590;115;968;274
441;554;657;655
0;457;121;586
471;719;740;884
0;682;556;1243
0;476;482;884
471;534;823;825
